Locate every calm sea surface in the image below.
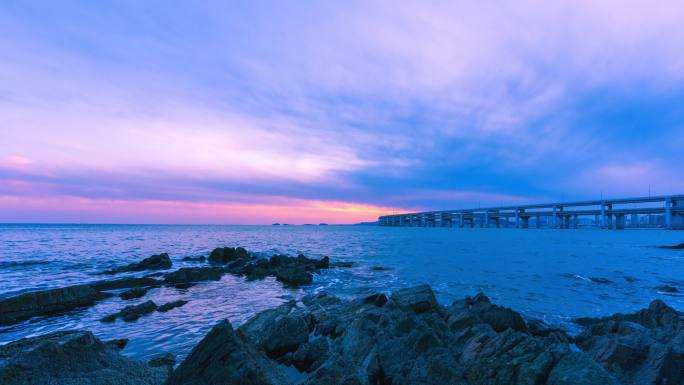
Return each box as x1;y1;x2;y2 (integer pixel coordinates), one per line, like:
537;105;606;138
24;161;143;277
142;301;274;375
1;224;683;361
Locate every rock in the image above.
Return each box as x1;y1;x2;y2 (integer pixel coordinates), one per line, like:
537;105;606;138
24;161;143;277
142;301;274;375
331;261;354;268
101;300;158;322
480;305;527;333
167;320;291;385
119;287;148;300
303;354;361;385
370;266;386;271
89;277;163;291
157;300;188;312
182;256;206;262
574;299;684;384
363;293;388;307
208;246;250;264
657;243;684;250
655;285;680;293
0;330;166;385
547;351;620;385
590;277;613;284
105;338;129;350
103;253;172;274
390;284;438;313
0;284;112;326
292;338;330;372
163;267;225;286
274;265;313;286
148;352;176;377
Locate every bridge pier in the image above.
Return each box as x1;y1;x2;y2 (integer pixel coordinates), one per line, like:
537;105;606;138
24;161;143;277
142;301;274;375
522;216;529;229
615;214;626;229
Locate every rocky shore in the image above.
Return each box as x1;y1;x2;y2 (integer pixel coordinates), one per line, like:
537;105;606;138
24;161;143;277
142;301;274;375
2;246;683;384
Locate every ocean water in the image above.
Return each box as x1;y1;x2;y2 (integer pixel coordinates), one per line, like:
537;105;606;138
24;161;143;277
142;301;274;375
1;224;683;361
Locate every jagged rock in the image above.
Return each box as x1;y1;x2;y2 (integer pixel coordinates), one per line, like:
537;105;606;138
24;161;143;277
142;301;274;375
163;267;224;287
157;300;188;312
182;256;206;262
208;246;250;264
102;253;172;274
89;277;163;291
574;299;684;385
239;301;309;358
104;338;129;350
390;284;438;313
148;352;176;377
292;338;330;372
275;265;313;286
363;293;388;307
101;300;157;322
119;287;148;300
0;330;166;385
0;284;112;326
167;320;291;385
657;243;684;250
547;352;620;385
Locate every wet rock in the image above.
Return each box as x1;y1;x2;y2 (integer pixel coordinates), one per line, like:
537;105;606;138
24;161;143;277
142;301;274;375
101;300;157;322
148;352;176;377
103;253;172;274
275;265;313;286
547;351;620;385
370;266;386;271
182;255;206;262
0;284;112;326
167;319;291;385
574;299;684;384
89;277;163;291
241;254;330;287
657;243;684;250
163;267;224;287
363;293;388;307
590;277;613;284
208;246;250;264
105;338;129;350
331;261;354;268
157;299;188;312
390;284;438;313
239;301;309;358
119;287;148;300
303;354;361;385
655;285;680;293
291;338;330;372
0;330;166;385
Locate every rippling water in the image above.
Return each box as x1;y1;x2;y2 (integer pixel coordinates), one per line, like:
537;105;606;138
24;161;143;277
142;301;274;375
1;224;683;361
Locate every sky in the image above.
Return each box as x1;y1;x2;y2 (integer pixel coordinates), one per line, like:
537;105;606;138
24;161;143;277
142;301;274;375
1;1;684;224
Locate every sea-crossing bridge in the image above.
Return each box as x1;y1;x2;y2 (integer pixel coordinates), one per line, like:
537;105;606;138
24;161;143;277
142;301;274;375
378;194;684;230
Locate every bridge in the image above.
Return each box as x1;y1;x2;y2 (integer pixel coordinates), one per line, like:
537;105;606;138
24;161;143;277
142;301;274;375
378;194;684;230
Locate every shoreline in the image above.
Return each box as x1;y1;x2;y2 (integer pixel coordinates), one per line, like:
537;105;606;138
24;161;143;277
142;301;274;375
1;283;681;384
2;244;684;383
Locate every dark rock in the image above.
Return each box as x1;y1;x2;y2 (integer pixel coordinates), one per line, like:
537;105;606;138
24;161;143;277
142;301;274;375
157;300;188;312
370;266;386;271
0;330;166;385
89;277;163;291
101;300;158;323
182;256;206;262
103;253;172;274
574;299;684;384
590;277;613;284
148;352;176;377
481;305;527;333
0;284;112;326
119;287;148;300
390;284;438;313
208;246;250;264
331;261;354;268
292;338;330;372
303;354;361;385
363;293;388;307
275;265;313;286
655;285;680;293
547;351;620;385
163;267;225;286
657;243;684;250
167;320;291;385
105;338;129;350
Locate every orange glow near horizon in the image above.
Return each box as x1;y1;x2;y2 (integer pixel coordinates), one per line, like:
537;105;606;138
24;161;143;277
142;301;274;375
0;195;403;224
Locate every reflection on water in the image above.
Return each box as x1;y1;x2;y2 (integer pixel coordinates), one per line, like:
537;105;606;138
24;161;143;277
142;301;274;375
1;224;683;360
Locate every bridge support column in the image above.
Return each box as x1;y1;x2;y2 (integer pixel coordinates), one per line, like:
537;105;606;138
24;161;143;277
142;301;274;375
600;204;607;229
615;214;626;229
483;212;489;228
536;216;541;228
522;217;529;229
573;215;579;229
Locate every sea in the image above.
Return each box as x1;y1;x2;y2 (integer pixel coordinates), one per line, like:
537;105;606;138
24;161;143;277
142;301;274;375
1;224;683;361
